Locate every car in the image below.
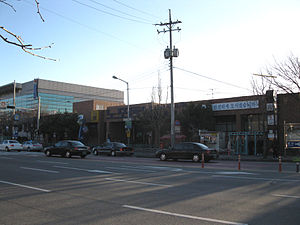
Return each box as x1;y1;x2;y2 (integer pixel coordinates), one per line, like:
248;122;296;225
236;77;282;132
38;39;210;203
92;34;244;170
155;142;219;162
23;140;43;152
0;140;23;152
44;140;90;158
92;142;134;156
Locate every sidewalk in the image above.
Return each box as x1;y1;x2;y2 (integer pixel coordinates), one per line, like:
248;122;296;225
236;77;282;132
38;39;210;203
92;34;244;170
133;147;300;162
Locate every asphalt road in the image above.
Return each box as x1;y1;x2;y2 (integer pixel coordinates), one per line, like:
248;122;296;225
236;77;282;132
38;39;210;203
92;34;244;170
0;151;300;225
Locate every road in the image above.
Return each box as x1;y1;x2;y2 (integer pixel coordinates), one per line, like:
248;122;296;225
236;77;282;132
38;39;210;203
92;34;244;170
0;151;299;225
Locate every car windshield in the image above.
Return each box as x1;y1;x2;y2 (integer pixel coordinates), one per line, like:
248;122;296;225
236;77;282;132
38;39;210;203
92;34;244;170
194;143;209;150
69;141;85;147
10;140;19;144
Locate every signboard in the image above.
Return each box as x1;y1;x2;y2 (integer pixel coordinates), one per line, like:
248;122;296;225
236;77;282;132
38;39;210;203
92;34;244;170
125;120;132;129
287;140;300;149
212;100;259;111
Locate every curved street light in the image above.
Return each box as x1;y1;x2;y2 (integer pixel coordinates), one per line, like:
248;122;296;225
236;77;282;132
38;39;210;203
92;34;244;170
113;75;130;145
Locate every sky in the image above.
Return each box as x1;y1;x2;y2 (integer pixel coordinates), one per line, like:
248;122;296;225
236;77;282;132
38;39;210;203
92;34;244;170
1;0;300;104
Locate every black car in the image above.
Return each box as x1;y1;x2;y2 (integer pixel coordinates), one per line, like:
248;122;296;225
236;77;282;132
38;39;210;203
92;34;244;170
155;142;218;162
92;142;134;156
44;140;90;158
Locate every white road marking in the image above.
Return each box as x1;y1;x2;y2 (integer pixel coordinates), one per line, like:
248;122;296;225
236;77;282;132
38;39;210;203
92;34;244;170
213;175;300;182
37;160;69;165
123;205;248;225
272;194;300;199
105;178;172;187
143;166;182;172
106;166;156;172
0;180;51;192
20;166;59;173
0;156;14;159
53;165;113;174
216;172;255;175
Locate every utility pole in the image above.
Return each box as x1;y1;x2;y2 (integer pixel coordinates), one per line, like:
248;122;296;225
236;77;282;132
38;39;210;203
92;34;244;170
155;9;181;149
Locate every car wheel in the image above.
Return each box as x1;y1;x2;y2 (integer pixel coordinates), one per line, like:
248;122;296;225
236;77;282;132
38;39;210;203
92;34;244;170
160;153;167;161
111;151;116;157
5;147;10;152
45;150;51;157
81;155;86;159
27;147;31;152
93;150;98;156
192;154;200;162
65;151;71;158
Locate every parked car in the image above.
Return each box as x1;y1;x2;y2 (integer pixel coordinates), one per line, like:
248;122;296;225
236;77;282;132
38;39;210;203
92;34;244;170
155;142;219;162
92;142;134;156
44;140;90;158
0;140;23;152
23;140;43;152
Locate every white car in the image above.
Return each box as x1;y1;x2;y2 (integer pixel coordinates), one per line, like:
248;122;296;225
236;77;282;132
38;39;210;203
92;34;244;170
23;140;43;151
0;140;23;152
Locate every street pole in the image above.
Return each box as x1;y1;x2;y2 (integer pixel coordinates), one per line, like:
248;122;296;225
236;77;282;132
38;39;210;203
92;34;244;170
113;76;130;146
155;9;181;149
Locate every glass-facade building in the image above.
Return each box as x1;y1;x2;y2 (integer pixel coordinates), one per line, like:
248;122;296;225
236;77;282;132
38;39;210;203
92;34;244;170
0;79;123;114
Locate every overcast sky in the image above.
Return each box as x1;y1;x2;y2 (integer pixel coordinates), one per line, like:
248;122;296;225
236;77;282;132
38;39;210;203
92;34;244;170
1;0;300;104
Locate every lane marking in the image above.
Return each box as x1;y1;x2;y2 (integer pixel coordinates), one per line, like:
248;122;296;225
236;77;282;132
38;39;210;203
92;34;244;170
216;172;255;175
20;166;59;173
212;175;300;182
105;178;172;187
123;205;247;225
0;180;51;193
0;156;14;159
106;167;156;173
53;165;113;174
143;166;182;172
37;160;69;165
272;194;300;199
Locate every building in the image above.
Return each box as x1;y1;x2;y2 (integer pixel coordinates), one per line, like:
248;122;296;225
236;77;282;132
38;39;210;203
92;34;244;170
0;79;123;114
0;79;124;141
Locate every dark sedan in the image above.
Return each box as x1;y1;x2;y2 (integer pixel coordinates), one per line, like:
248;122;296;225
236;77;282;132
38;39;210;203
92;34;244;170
92;142;134;156
155;142;219;162
44;140;90;158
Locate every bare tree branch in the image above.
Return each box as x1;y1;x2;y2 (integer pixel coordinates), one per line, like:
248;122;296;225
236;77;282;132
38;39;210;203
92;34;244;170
252;53;300;95
0;0;16;12
0;1;56;61
35;0;45;22
0;26;56;61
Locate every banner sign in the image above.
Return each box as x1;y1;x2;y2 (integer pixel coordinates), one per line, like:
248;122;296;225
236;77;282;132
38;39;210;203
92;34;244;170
287;140;300;149
212;100;259;111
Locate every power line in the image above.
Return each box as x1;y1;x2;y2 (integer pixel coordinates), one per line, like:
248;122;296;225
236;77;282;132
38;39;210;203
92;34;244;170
22;0;144;50
174;67;251;92
110;0;161;20
72;0;152;24
87;0;153;23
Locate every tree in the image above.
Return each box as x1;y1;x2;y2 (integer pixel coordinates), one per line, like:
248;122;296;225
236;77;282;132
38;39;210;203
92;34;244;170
252;54;300;95
39;113;79;143
0;0;56;60
176;102;215;141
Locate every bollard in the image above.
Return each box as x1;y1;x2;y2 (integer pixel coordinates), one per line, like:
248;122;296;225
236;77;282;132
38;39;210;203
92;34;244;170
279;156;282;173
201;153;204;168
296;162;299;173
238;154;241;170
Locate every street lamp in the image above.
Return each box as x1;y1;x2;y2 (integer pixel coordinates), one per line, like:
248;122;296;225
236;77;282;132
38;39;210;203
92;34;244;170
112;75;130;145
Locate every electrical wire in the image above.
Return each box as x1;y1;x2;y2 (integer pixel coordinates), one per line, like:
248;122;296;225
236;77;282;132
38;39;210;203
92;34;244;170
110;0;161;20
87;0;153;23
174;67;251;91
72;0;152;24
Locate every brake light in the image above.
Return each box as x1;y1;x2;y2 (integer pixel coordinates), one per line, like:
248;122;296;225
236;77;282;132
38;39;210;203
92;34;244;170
74;147;78;150
206;150;210;154
10;144;14;147
120;148;123;151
